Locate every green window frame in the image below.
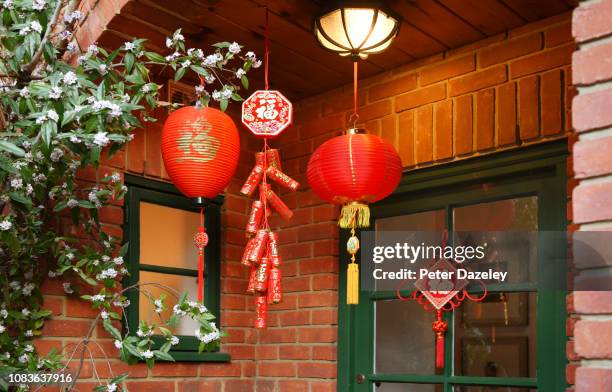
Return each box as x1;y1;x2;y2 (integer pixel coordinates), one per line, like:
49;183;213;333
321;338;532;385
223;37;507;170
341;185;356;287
123;174;229;362
338;140;567;391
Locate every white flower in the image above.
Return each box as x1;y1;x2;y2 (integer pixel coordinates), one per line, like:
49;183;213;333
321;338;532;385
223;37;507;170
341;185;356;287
166;38;173;48
10;178;23;189
124;41;135;51
205;74;215;84
67;199;78;208
24;344;34;353
22;283;35;296
253;59;262;68
2;0;13;10
245;51;256;59
25;184;33;195
170;336;179;346
59;30;72;40
173;304;186;316
110;172;121;183
195;329;220;344
142;84;151;93
77;55;86;65
173;32;184;41
91;294;106;302
32;0;46;10
236;68;246;78
67;41;78;52
107;383;117;392
203;54;218;66
198;304;208;313
113;256;124;265
100;268;117;279
93;132;110;147
212;90;221;101
48;270;57;278
195;85;206;95
25;330;33;337
50;147;63;162
47;109;59;122
19;87;29;97
102;255;111;262
0;220;11;231
62;282;73;294
66;252;74;260
9;281;20;290
19;354;28;363
100;311;109;319
114;340;122;349
228;42;240;54
21;308;31;316
99;64;107;75
154;299;163;313
69;135;81;143
0;325;5;334
63;71;77;85
181;60;191;68
87;44;99;55
30;21;42;33
64;10;82;23
49;86;62;99
221;88;233;100
141;350;154;359
0;309;7;318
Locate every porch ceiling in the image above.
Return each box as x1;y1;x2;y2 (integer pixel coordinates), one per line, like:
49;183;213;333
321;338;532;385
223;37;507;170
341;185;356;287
98;0;575;101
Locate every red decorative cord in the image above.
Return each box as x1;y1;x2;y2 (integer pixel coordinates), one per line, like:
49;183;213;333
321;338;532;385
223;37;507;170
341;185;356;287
264;7;270;91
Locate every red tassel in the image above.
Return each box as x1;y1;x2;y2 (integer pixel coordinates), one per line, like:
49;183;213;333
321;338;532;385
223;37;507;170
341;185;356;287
432;310;448;369
194;207;208;303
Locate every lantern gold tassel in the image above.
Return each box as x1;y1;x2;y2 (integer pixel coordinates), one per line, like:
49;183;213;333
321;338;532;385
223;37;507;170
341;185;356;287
346;228;360;304
339;202;370;229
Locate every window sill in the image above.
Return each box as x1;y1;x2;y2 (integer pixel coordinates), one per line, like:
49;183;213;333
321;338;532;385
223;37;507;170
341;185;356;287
167;351;231;362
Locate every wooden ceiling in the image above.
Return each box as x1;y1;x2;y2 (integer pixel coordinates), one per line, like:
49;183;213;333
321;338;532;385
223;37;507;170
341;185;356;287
98;0;575;101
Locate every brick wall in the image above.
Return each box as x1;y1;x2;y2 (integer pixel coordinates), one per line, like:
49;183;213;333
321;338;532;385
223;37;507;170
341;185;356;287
569;1;612;391
39;8;578;392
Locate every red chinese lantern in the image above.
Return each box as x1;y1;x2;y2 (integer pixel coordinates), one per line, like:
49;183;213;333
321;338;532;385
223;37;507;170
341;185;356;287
307;128;402;304
161;105;240;302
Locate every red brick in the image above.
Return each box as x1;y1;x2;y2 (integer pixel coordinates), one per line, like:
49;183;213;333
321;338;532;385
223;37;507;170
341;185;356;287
278;380;309;392
575;320;612;358
475;88;495;151
299;326;337;343
380;116;396;148
299;291;338;308
574;292;612;314
321;88;366;116
43;296;64;316
256;345;278;360
312;204;339;222
395;83;446;112
312;275;338;291
258;361;296;377
518;75;540;140
573;0;612;43
573;181;612;223
33;339;64;356
509;44;573;79
369;73;418;101
574;40;612;86
95;361;148;379
150;363;198;377
313;239;338;257
546;23;572;48
575;367;612;391
282;276;311;293
179;380;222;392
398;111;415;167
312;308;338;325
566;363;577;385
496;82;518;146
573;88;612;132
449;65;507;97
420;55;475;86
223;311;254;327
573;137;612;179
65;297;99;318
125;381;175;392
42;319;90;337
258;328;297;343
479;33;543;68
355;100;392;123
313;346;337;361
199;362;242;377
299;256;338;275
101;148;125;169
99;205;123;225
144;121;162;177
454;95;473;156
280;242;312;260
279;345;311;360
299;114;345;140
311;381;337;392
541;69;564;136
434;100;453;160
415;105;433;164
297;362;336;378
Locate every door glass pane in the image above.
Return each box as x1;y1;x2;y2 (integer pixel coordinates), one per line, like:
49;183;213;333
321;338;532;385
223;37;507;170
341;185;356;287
454;292;537;378
376;210;446;231
375;299;437;375
454;387;536;391
453;196;538;284
139;270;200;335
375;383;442;391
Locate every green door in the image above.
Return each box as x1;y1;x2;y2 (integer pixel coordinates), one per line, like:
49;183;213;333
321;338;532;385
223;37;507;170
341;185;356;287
338;141;567;392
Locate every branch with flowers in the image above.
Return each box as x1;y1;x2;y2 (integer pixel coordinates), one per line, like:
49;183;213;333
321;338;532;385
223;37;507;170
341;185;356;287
0;0;258;390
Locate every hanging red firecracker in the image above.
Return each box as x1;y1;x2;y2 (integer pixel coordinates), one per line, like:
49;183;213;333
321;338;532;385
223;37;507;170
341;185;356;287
239;8;296;329
161;105;240;302
397;233;487;369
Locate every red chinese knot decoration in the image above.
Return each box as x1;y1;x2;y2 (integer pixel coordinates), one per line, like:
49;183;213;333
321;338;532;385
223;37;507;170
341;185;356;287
241;90;293;138
161;106;240;303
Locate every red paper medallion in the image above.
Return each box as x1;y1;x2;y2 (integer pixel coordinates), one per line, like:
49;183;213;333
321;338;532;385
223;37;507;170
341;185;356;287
241;90;293;138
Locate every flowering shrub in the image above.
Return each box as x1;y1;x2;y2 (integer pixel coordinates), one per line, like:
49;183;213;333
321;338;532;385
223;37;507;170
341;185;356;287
0;0;257;389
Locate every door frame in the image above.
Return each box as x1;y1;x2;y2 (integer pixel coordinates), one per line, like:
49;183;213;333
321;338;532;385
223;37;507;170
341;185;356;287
337;140;568;391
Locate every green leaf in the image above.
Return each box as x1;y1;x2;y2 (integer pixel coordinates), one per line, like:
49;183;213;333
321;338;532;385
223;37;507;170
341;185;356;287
103;319;122;340
123;342;142;358
0;141;25;157
241;76;249;90
124;52;135;73
77;200;96;209
120;242;129;257
220;99;228;112
212;42;231;48
110;373;129;385
145;52;166;63
53;200;67;212
174;67;186;82
9;192;31;206
153;350;174;361
158;327;172;338
189;65;208;77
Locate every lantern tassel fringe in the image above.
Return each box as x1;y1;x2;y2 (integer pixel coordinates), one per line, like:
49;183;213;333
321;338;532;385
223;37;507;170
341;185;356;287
339;203;370;229
347;262;359;304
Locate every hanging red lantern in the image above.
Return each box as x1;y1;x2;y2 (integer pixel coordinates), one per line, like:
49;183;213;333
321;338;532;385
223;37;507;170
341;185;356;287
307;128;402;304
161;105;240;303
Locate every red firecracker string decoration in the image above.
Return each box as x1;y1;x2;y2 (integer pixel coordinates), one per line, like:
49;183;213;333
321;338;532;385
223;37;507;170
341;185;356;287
161;105;240;302
240;8;296;328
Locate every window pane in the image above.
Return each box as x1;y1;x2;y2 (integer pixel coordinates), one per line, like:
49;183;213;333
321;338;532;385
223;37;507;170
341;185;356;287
375;299;438;375
139;270;200;335
454;387;536;392
453;196;538;231
454;292;537;378
375;383;442;392
376;210;446;231
140;202;201;269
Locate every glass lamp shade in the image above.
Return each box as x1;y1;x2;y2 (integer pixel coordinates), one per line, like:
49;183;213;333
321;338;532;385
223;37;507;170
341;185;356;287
315;6;400;59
